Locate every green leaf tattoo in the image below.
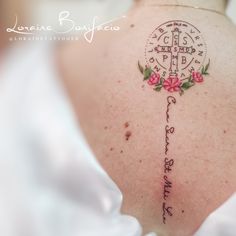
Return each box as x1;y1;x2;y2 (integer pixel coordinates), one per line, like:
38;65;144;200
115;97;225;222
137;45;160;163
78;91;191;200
138;60;211;95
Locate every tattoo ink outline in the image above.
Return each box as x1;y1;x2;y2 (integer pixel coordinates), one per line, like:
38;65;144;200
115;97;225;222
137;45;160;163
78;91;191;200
138;20;211;96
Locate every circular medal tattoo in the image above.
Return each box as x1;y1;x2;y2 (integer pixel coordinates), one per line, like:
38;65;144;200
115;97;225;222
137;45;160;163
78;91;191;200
138;20;210;95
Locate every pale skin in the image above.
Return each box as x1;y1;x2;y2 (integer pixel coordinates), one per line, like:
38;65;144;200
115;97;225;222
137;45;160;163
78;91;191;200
57;0;236;235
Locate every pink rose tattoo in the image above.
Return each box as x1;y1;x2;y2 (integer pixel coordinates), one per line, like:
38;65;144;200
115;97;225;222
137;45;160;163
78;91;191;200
163;77;182;93
138;60;210;95
148;73;161;86
192;72;204;83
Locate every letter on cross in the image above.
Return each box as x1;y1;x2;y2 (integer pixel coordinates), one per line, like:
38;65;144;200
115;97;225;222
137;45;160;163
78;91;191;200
155;28;196;76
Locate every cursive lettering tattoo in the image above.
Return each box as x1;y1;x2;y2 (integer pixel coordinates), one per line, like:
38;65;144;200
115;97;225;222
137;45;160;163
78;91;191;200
165;125;175;155
162;202;173;225
163;175;172;200
164;158;175;174
162;96;177;224
166;96;177;123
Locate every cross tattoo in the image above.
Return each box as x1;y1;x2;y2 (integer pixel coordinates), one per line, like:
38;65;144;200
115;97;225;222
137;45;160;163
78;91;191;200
155;28;196;76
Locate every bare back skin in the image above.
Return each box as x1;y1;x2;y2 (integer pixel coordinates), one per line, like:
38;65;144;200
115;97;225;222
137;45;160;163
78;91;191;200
57;0;236;235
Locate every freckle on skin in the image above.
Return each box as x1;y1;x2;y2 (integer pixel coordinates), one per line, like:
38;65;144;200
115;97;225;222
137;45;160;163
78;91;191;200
110;147;114;151
182;210;185;213
139;159;142;163
120;150;123;154
223;130;227;134
104;126;108;130
125;131;132;141
130;24;135;28
124;122;129;128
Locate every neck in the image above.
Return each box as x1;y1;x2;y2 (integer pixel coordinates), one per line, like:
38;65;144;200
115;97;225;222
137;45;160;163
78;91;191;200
136;0;227;15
